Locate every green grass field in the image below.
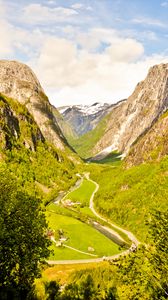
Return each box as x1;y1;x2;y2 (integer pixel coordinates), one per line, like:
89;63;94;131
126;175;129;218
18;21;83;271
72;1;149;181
64;178;96;207
46;211;121;260
91;151;122;166
89;156;168;242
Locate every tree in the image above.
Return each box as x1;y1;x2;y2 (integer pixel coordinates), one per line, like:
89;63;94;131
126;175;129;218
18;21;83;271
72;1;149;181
45;281;60;300
148;210;168;298
0;165;51;299
105;286;118;300
61;275;97;300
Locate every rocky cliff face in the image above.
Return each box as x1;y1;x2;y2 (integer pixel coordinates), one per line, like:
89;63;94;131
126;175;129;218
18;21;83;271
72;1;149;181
125;111;168;167
0;93;78;198
58;102;123;136
0;94;44;152
0;60;66;150
93;64;168;157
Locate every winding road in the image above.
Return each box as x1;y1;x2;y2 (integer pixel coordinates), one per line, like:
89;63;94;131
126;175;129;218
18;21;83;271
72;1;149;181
47;172;139;265
86;173;139;247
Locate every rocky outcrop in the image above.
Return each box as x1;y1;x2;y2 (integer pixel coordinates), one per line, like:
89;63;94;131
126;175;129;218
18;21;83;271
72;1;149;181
125;112;168;167
0;60;67;150
0;94;45;152
52;105;76;141
93;64;168;156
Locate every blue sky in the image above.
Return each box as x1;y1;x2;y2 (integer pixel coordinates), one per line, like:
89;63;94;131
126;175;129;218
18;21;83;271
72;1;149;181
1;0;168;106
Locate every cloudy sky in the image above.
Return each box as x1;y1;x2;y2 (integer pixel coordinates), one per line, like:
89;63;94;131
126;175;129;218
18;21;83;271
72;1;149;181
1;0;168;106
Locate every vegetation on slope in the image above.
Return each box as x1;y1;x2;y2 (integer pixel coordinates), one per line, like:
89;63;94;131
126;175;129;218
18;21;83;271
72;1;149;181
88;156;168;242
0;94;78;203
126;110;168;167
69;113;111;159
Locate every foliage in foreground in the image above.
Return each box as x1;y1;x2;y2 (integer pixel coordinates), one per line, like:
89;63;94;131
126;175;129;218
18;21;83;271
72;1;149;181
0;167;51;299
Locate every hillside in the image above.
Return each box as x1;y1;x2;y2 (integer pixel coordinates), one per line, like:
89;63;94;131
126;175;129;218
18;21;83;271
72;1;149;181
88;154;168;242
93;64;168;157
67;101;125;158
52;104;77;143
125;110;168;167
0;93;78;202
0;60;70;151
70;63;168;159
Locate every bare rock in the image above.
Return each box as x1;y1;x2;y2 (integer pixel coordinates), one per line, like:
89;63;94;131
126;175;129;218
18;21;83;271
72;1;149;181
0;60;66;150
93;63;168;156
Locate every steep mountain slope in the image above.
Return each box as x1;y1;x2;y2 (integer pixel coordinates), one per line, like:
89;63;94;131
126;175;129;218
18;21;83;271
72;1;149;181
62;101;125;158
125;110;168;167
89;151;168;242
90;63;168;158
58;101;124;137
52;104;77;142
0;93;77;202
0;60;68;150
69;111;114;158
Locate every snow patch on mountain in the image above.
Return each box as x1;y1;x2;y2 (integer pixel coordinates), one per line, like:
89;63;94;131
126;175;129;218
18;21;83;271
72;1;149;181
58;102;110;116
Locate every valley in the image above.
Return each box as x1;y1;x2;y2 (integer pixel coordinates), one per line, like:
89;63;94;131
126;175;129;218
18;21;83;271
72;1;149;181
46;171;128;262
0;60;167;300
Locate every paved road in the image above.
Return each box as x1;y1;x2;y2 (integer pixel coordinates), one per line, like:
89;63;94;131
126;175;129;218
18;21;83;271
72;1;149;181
86;173;139;247
47;249;130;265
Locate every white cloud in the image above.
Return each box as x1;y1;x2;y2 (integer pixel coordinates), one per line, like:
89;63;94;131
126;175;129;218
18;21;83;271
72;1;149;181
71;3;93;11
47;0;56;4
0;0;6;17
45;52;168;107
105;39;144;62
76;28;120;51
0;3;167;108
0;20;14;56
22;3;78;24
71;3;84;10
161;1;168;7
132;17;166;27
0;17;45;58
27;29;168;107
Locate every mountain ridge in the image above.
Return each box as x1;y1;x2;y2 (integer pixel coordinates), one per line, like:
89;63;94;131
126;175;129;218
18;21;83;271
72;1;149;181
58;100;126;137
66;63;168;159
0;60;69;151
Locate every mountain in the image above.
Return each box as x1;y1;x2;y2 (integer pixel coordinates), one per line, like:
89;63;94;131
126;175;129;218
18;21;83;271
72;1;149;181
72;63;168;159
69;101;126;159
52;104;77;141
0;61;79;201
0;60;69;151
125;110;168;167
58;101;124;137
91;63;168;158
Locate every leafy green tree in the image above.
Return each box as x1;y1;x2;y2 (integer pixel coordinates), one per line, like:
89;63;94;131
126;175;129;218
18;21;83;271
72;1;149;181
79;274;96;300
61;282;80;300
61;275;97;300
45;281;60;300
0;166;51;299
148;210;168;298
105;286;118;300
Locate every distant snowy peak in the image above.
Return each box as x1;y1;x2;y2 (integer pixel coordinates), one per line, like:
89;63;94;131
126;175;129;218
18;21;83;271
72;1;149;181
58;102;110;116
57;99;126;137
75;102;110;115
